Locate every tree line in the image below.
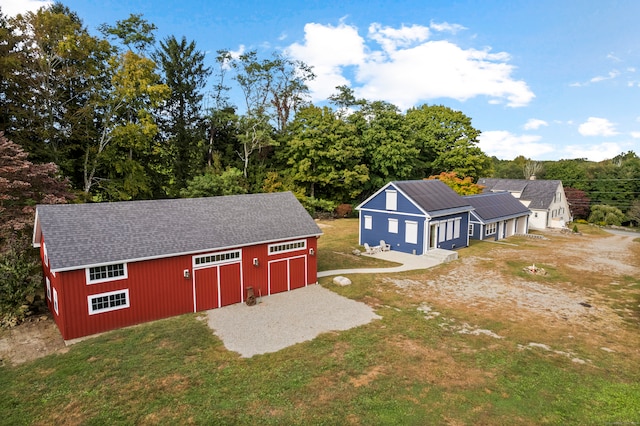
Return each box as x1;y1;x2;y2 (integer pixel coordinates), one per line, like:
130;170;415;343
3;4;639;218
0;4;493;209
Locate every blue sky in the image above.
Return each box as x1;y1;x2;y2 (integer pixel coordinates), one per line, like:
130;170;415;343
3;0;640;161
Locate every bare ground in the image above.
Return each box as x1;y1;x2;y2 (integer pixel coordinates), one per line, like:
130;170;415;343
2;228;638;366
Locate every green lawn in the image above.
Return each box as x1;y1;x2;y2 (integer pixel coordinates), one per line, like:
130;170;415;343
1;219;639;425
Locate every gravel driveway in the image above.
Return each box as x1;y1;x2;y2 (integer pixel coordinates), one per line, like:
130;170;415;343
205;284;381;358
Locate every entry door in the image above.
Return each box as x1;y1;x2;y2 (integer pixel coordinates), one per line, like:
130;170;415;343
194;267;219;311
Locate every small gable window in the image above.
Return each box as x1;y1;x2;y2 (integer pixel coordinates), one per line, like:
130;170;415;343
385;190;397;211
86;263;127;285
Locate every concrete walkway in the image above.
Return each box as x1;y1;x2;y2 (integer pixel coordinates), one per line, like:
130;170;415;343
317;249;456;278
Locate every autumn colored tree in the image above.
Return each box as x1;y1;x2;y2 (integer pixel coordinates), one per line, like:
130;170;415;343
427;172;484;195
564;187;590;219
0;133;72;241
0;133;73;325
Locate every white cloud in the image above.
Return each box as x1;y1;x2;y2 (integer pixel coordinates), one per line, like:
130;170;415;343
523;118;548;130
287;22;366;100
286;21;534;109
478;131;554;160
429;21;467;34
0;0;51;16
368;23;430;53
590;70;620;83
631;131;640;139
578;117;619;137
560;142;626;162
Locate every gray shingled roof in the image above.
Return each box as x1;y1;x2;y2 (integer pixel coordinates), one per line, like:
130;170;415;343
35;192;322;272
464;192;530;222
393;180;473;214
477;178;562;210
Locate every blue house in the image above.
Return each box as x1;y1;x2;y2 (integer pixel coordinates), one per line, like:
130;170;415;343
464;192;530;241
356;180;474;254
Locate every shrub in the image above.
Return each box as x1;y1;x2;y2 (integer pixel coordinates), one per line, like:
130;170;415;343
0;237;42;327
335;204;353;218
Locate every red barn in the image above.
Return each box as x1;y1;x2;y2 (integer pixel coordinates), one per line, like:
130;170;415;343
32;192;323;340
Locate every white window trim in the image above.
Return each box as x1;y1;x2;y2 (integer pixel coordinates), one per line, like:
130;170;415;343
485;223;497;236
43;242;48;267
46;277;51;301
454;218;461;239
438;222;446;242
468;224;474;236
88;289;130;315
364;215;372;230
86;263;128;285
405;220;418;244
193;249;242;267
385;190;397;211
53;288;58;314
446;219;454;240
268;240;306;256
388;218;398;234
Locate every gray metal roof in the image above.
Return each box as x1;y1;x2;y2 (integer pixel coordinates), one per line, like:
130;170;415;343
477;178;562;210
35;192;322;272
464;192;530;222
393;180;473;215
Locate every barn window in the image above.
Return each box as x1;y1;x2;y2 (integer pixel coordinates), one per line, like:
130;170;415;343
46;277;51;300
53;288;58;314
364;215;372;230
468;224;474;236
194;250;241;266
43;242;49;267
385;190;397;211
454;218;461;238
88;289;130;315
388;218;398;233
268;240;306;255
86;263;127;284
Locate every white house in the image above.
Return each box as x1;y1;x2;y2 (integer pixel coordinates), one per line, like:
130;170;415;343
477;178;572;230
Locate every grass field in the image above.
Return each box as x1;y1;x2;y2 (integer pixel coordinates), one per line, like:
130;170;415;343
1;219;639;425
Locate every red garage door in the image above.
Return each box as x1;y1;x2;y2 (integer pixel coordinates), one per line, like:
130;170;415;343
219;262;242;307
194;267;219;311
268;255;307;295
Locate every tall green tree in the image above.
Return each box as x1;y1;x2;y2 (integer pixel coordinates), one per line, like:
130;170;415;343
98;13;156;53
219;50;315;181
1;3;112;180
358;101;418;192
83;50;169;200
79;14;170;200
280;105;369;202
154;36;211;195
405;104;491;180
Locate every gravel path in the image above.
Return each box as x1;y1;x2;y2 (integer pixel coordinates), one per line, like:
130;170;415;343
205;284;381;358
